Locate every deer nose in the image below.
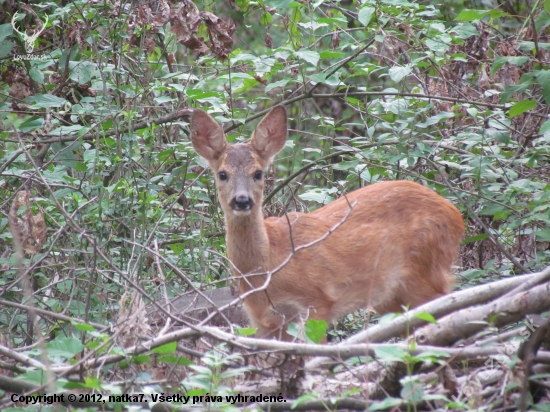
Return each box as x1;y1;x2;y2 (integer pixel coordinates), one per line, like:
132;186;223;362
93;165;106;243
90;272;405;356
231;195;254;211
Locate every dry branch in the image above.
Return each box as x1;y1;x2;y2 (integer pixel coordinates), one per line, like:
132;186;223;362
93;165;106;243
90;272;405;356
0;298;106;329
415;281;550;346
42;322;550;375
306;271;540;369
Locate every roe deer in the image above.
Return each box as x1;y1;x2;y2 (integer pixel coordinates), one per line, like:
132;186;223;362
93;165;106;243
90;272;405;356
190;106;464;340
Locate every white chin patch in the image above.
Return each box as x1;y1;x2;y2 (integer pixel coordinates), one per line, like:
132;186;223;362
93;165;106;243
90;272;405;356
232;209;251;217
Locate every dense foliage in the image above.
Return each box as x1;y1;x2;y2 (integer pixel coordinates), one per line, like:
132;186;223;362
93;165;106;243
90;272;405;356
0;0;549;410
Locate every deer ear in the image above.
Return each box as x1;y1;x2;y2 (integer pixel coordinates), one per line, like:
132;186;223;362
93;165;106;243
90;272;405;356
190;109;227;162
250;106;288;164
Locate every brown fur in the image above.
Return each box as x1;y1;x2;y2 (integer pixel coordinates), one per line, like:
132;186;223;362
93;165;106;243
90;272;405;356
190;106;464;340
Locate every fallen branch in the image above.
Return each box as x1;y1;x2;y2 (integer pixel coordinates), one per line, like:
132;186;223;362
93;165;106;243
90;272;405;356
40;323;550;374
415;281;550;346
306;271;539;370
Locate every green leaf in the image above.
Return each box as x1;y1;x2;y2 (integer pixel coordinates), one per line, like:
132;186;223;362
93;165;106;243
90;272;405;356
479;202;512;219
220;367;251;379
509;99;537;118
292;393;319;409
540;119;550;139
132;354;151;364
0;40;13;59
416;111;455;128
168;243;185;254
487;9;509;18
235;327;257;337
535;9;550;31
509;178;543;192
265;78;290;92
455;9;487;21
317;17;347;25
17;370;48;386
151;342;176;354
298;21;328;30
260;11;272;25
535;228;550;242
295;49;320;66
519;41;550;52
176;357;193;366
460;269;486;280
414;312;437;324
236;0;250;11
19;116;45;132
298;188;336;204
266;0;296;7
331;160;359;171
48;125;83;136
157;354;186;364
455;9;508;21
325;73;341;86
425;38;449;54
388;65;412;83
185;91;221;102
286;322;300;339
401;378;425;403
309;72;326;84
47;337;85;359
491;56;530;76
84;377;101;390
305;319;328;343
368;397;402;410
24;94;70;109
380;0;414;6
74;323;95;332
379;313;400;326
534;70;550;104
29;67;44;84
500;81;532;104
374;345;408;362
451;22;478;39
358;7;375;26
231;52;257;63
69;61;97;84
416;350;450;359
319;51;345;58
463;233;489;243
64;378;92;390
0;24;13;42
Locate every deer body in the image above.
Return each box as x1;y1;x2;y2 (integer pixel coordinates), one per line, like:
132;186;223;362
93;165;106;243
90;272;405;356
191;107;464;340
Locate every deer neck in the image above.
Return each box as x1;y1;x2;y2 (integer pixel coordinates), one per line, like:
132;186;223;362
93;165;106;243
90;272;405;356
225;208;270;291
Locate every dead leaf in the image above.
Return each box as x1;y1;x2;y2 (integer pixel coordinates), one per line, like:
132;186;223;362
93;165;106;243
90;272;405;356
265;32;273;49
254;74;267;85
170;1;209;55
331;32;340;49
8;191;47;256
478;65;491;91
115;291;151;348
202;11;235;61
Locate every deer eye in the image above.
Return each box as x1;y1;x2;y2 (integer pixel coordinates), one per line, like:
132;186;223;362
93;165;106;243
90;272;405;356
254;170;263;180
218;171;228;181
